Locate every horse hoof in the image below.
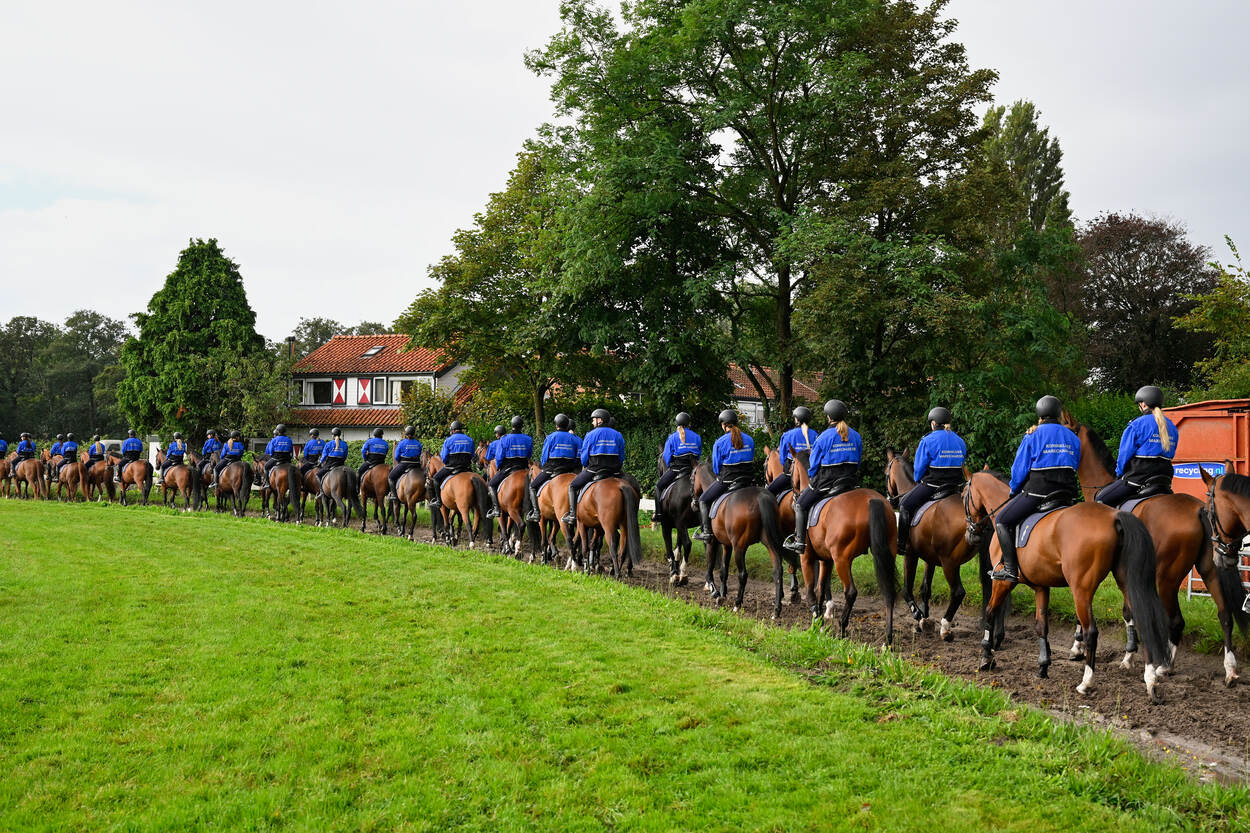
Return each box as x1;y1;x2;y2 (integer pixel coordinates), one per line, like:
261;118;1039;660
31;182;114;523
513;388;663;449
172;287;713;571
1037;665;1048;679
668;574;678;586
732;606;740;614
1120;653;1133;671
979;658;996;672
940;620;954;641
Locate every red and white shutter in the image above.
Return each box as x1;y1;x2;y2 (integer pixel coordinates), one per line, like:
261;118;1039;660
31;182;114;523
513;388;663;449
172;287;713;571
358;378;371;405
332;378;346;404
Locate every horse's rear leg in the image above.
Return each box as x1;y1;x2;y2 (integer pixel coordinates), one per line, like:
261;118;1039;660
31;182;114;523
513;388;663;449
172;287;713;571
918;562;936;626
980;579;1014;671
1072;587;1098;695
732;544;749;613
834;556;856;638
902;553;922;624
704;541;721;598
1035;587;1052;679
938;562;966;641
662;524;678;584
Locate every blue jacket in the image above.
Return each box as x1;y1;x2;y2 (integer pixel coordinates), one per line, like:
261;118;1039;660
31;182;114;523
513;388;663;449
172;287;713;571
541;430;582;465
0;439;7;455
221;439;244;459
266;436;293;456
1116;413;1179;476
808;427;863;478
487;439;502;461
18;439;36;455
662;429;702;466
581;426;626;465
394;438;424;462
778;425;815;468
121;437;143;454
494;432;533;463
87;441;106;459
1008;422;1081;494
361;437;388;458
303;437;326;460
320;438;348;461
49;442;62;456
440;433;476;460
202;438;222;456
165;440;184;458
913;429;968;481
712;431;755;474
61;440;80;458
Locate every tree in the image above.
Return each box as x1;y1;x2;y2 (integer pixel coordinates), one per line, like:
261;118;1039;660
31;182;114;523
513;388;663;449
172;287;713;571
0;316;57;437
1176;237;1250;398
117;238;267;440
289;317;344;360
217;354;292;438
34;311;129;435
1078;213;1216;393
981;100;1073;233
347;321;389;336
530;0;995;416
399;383;459;444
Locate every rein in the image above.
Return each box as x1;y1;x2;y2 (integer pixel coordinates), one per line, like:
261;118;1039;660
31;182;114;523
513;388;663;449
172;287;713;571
1204;476;1242;566
963;481;1012;539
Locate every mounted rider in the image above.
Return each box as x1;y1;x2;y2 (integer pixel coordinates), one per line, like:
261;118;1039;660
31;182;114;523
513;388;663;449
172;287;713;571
50;434;64;458
54;433;80;482
214;430;246;484
562;408;626;525
1094;385;1179;508
989;395;1082;583
766;406;815;498
358;428;389;478
651;412;702;524
115;429;143;482
300;428;326;479
387;426;424;500
317;428;349;476
85;435;107;471
199;429;221;484
428;421;475;510
784;399;863;554
261;424;294;487
16;432;37;461
526;413;582;522
158;432;186;480
693;410;756;541
0;432;6;458
896;406;968;560
486;416;533;519
486;425;506;468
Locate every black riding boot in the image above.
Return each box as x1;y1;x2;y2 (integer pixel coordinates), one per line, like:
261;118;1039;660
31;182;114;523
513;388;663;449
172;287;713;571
562;484;578;525
486;486;501;519
989;522;1020;583
784;502;809;554
427;479;441;509
693;500;713;541
525;480;540;522
896;507;913;559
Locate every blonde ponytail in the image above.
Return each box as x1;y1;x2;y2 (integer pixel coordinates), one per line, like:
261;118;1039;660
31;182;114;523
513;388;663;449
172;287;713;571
801;425;811;446
1153;406;1172;453
678;425;687;443
836;420;849;441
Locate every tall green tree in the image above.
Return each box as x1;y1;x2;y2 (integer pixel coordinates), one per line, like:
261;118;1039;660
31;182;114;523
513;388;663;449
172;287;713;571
33;311;129;435
981;100;1073;233
0;316;58;437
117;238;267;440
1175;237;1250;399
530;0;995;416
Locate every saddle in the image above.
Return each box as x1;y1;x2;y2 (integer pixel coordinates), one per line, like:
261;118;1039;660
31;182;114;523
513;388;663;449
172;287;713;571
709;491;733;519
1127;473;1174;499
1016;491;1078;548
909;483;963;527
576;471;624;504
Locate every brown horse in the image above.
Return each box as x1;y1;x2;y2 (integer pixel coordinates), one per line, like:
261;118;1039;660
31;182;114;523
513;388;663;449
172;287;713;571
572;476;643;578
266;461;302;523
54;460;88;502
359;464;391;533
692;463;796;617
762;449;809;601
427;455;493;547
11;457;45;500
1064;415;1244;680
318;466;365;529
884;449;995;642
82;458;116;502
1196;467;1250;685
798;483;899;645
532;463;579;566
0;454;11;498
301;467;322;520
111;454;154;506
215;460;253;517
964;470;1171;702
389;463;428;540
496;468;538;558
476;442;497;479
156;450;201;511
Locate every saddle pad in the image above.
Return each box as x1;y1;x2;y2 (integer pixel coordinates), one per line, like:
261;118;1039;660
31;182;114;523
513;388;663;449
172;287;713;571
708;492;731;519
1119;494;1165;514
1016;505;1070;548
809;496;836;528
910;498;944;527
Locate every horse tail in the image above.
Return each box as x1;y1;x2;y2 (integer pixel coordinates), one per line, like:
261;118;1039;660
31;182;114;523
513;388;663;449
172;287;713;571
191;464;204;510
285;464;300;520
757;488;793;569
620;482;643;567
472;474;493;542
868;498;897;609
1115;511;1172;668
239;464;253;515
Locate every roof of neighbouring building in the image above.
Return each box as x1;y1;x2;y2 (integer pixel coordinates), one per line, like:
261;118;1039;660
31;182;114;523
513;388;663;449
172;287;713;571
728;364;822;403
288;407;404;428
292;334;454;376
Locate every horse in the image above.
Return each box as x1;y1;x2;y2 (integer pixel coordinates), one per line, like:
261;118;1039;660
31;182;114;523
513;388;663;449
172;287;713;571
426;455;493;547
389;461;429;540
476;442;497;479
318;466;365;529
250;459;276;517
266;461;302;523
359;463;391;533
301;466;322;520
111;454;154;506
691;462;796;618
11;456;45;500
1063;414;1244;682
761;448;809;603
883;449;1002;644
0;454;11;498
571;475;643;579
54;459;88;502
495;468;539;558
532;462;579;566
1196;467;1250;685
156;449;201;511
215;460;253;517
82;458;116;502
653;453;697;586
794;479;899;645
964;470;1172;702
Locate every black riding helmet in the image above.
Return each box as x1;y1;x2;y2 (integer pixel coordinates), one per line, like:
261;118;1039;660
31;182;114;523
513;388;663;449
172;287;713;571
127;428;136;437
231;430;242;439
1135;385;1164;409
493;425;506;437
67;432;77;441
372;428;384;439
675;412;691;427
56;433;64;442
309;428;319;437
554;413;570;430
331;427;341;437
172;432;181;440
823;399;847;422
1035;395;1062;420
450;420;464;432
403;425;416;438
591;408;610;422
792;406;812;424
718;409;738;425
927;406;952;426
207;429;217;437
510;415;524;431
92;434;100;442
275;424;287;436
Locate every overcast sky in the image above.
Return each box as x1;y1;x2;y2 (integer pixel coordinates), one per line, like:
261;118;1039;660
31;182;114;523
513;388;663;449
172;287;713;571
3;1;1247;342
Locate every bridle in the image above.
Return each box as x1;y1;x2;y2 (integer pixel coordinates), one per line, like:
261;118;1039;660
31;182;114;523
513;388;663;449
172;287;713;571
1204;475;1242;569
962;477;1012;542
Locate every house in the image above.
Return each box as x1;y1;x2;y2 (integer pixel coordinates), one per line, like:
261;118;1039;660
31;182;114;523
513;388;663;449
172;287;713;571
728;364;822;428
287;334;469;442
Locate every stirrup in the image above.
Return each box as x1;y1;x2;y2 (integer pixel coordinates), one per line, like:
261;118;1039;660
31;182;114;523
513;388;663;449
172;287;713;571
988;563;1018;582
561;511;576;525
783;534;805;553
525;509;540;522
693;526;714;541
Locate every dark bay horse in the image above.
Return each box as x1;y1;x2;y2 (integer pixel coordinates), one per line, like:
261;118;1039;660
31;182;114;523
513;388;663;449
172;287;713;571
301;467;322;519
1197;467;1250;685
572;476;643;578
426;456;493;547
654;453;696;586
83;458;116;502
533;463;578;566
965;471;1171;702
762;449;808;602
692;463;796;618
318;466;364;529
1064;415;1243;681
496;468;539;559
390;463;428;540
884;449;996;642
798;483;899;645
267;461;302;523
157;449;201;511
215;460;252;517
359;463;390;533
111;453;154;506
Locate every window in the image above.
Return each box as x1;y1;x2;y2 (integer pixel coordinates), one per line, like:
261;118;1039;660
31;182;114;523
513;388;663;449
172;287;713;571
373;377;388;405
361;345;385;358
391;378;421;403
307;380;333;405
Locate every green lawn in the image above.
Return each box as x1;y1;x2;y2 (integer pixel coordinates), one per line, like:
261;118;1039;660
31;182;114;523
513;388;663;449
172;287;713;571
0;500;1245;832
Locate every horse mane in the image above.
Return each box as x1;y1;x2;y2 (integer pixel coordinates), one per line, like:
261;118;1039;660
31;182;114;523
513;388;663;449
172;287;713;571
982;469;1011;485
792;449;810;467
1220;472;1250;499
1080;423;1117;475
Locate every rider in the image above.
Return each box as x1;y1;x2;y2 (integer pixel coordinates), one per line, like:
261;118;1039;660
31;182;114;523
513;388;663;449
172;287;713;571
766;406;815;499
487;416;534;519
214;430;245;484
428;421;476;509
784;400;863;554
50;433;64;458
388;426;425;500
651;412;702;524
158;433;185;480
896;407;968;560
116;429;143;482
0;432;6;458
16;432;37;461
300;428;326;479
317;428;349;476
262;424;294;487
526;413;582;522
486;425;506;469
86;434;107;469
989;395;1082;583
358;428;389;478
693;410;756;541
562;408;626;524
200;429;221;484
55;433;80;482
1094;385;1179;508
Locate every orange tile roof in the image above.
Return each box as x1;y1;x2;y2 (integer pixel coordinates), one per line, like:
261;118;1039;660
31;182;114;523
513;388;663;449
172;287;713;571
289;407;403;427
728;364;822;402
292;334;454;376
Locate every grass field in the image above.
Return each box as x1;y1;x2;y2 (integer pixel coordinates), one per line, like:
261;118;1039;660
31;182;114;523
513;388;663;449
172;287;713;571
1;500;1246;832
